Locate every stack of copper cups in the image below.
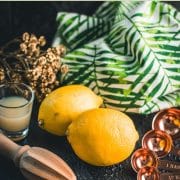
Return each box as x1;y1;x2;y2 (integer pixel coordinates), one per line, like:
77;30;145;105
131;108;180;180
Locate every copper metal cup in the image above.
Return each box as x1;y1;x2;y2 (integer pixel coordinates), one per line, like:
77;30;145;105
152;108;180;141
131;148;180;172
131;148;158;172
137;166;160;180
142;130;179;157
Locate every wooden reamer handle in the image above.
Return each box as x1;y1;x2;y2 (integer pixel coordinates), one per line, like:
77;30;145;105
0;133;30;166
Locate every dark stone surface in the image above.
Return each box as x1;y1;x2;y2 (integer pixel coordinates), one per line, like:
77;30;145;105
0;103;178;180
0;2;179;180
0;99;156;180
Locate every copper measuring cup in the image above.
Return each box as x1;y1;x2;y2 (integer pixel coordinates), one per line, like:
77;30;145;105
142;130;180;157
137;166;180;180
131;148;180;172
152;108;180;141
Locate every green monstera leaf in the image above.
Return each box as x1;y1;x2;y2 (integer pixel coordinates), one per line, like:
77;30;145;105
53;1;180;114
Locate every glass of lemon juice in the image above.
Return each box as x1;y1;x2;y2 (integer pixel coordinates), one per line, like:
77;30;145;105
0;83;34;141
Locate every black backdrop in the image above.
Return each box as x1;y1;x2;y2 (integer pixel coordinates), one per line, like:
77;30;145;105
0;2;102;46
0;1;179;46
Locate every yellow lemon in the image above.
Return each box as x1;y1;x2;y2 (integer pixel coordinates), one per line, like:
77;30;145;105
38;85;103;136
67;108;139;166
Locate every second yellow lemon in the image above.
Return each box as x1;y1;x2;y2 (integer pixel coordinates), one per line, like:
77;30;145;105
38;85;103;136
67;108;139;166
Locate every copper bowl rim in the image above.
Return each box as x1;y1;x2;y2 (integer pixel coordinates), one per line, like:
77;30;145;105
131;148;158;172
142;130;173;158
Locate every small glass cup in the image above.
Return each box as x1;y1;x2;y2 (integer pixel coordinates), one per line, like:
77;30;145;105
0;82;34;141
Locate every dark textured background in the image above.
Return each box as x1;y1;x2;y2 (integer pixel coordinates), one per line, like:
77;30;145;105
0;2;179;180
0;2;102;46
0;1;179;46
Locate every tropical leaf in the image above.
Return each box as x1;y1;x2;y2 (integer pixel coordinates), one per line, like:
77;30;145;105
53;12;112;50
53;1;180;114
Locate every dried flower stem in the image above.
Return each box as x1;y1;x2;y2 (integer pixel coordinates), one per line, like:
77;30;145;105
0;32;68;101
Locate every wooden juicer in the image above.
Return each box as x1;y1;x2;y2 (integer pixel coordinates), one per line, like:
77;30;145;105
0;133;76;180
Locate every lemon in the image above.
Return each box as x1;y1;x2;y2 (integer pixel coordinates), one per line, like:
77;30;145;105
38;85;103;136
67;108;139;166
